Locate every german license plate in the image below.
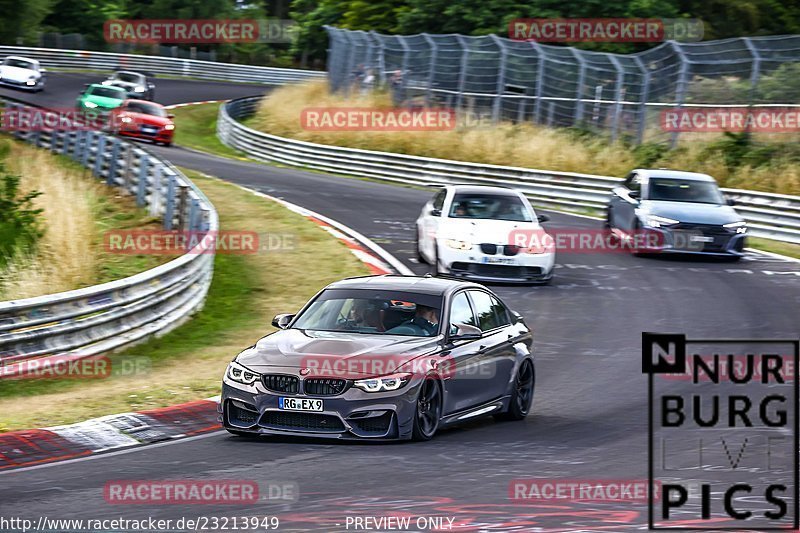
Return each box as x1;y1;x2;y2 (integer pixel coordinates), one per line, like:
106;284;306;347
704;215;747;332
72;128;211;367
141;126;157;134
482;257;515;265
279;397;323;411
690;235;714;243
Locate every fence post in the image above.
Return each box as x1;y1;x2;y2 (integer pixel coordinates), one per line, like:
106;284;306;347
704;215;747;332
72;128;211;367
455;35;469;112
669;41;691;148
490;35;508;124
532;41;545;124
570;48;587;125
633;56;651;145
342;30;357;96
369;31;386;87
742;37;762;104
422;33;437;106
608;55;625;142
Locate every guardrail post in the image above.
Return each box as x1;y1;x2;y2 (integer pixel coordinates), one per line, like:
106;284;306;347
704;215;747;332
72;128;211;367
93;134;107;177
176;184;189;231
122;143;134;191
106;137;121;185
188;198;200;231
137;156;149;206
163;172;176;230
81;130;93;167
149;164;163;217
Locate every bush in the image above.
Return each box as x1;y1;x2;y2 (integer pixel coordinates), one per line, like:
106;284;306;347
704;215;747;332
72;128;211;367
0;166;43;267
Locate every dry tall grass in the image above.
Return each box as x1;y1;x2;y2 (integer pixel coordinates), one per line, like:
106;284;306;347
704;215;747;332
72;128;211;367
0;141;101;299
251;81;800;195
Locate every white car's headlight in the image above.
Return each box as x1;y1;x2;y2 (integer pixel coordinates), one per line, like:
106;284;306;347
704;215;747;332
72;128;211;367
83;101;98;108
445;239;472;251
226;361;260;385
642;214;680;228
134;85;145;93
353;373;412;393
723;221;747;233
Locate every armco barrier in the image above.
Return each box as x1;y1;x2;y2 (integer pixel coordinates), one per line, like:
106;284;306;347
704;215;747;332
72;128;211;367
218;96;800;244
0;98;218;375
0;45;324;85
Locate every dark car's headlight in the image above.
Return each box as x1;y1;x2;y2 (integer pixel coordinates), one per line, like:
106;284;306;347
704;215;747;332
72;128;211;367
353;372;412;393
642;214;680;228
723;221;748;234
226;361;260;385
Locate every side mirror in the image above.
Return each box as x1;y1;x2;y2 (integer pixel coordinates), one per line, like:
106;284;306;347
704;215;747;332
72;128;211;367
271;313;295;329
727;197;736;206
430;208;441;217
629;190;640;200
510;310;523;324
449;323;482;341
537;214;550;223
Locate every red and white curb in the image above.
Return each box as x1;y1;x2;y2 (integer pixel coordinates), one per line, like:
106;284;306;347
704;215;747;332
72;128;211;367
0;184;411;471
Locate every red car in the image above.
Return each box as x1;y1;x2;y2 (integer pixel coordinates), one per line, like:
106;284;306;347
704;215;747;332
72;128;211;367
109;100;175;146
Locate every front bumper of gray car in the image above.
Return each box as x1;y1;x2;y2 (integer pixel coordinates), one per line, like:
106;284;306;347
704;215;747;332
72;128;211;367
637;225;747;257
220;379;423;441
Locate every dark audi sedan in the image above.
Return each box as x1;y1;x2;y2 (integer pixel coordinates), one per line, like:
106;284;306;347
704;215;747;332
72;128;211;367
220;275;535;441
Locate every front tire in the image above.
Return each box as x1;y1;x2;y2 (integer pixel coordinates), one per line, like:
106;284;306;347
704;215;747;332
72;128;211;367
412;377;442;441
495;359;535;421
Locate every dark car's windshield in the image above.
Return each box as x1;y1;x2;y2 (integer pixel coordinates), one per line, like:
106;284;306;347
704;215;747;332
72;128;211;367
125;102;166;117
648;178;725;204
88;86;125;98
114;72;142;83
3;59;35;69
292;288;443;337
448;193;533;222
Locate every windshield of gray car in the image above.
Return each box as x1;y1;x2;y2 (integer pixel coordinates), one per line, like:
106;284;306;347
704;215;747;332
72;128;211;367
88;86;125;98
115;72;142;83
448;193;533;221
648;178;725;204
292;289;442;336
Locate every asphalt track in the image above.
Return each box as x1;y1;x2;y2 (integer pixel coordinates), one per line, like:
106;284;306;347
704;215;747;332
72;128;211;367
1;72;799;532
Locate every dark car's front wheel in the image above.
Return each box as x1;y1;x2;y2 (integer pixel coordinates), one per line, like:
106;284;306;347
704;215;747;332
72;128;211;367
495;359;535;421
412;377;442;441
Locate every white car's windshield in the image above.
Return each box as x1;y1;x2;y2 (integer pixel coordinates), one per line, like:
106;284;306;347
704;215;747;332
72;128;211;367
4;59;34;69
648;178;725;204
115;72;142;83
449;193;533;222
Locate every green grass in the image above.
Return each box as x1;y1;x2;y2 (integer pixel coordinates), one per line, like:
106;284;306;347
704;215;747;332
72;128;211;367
748;237;800;260
0;168;369;431
170;103;246;159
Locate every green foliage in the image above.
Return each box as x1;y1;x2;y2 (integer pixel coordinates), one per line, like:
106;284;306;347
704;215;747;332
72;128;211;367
0;167;44;268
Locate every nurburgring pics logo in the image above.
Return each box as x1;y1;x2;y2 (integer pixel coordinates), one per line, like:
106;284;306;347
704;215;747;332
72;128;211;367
643;333;799;529
104;19;297;44
509;18;703;43
661;108;800;133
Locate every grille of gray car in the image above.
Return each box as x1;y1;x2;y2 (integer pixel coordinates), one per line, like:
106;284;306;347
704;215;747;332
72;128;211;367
260;412;345;432
262;374;299;393
304;378;349;396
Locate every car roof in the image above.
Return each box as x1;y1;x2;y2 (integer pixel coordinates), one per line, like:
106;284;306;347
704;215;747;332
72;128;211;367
114;70;144;77
324;275;486;296
89;83;126;91
446;184;520;196
634;169;716;182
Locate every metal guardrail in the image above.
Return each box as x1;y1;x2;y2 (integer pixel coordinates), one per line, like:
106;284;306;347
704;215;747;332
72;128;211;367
218;95;800;244
0;99;218;376
0;45;325;85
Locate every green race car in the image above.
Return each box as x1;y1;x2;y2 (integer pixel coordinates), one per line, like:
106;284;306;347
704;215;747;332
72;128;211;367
76;84;127;113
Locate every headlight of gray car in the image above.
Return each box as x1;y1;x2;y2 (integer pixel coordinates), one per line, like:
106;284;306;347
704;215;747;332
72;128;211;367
226;361;260;385
723;221;747;234
353;372;412;392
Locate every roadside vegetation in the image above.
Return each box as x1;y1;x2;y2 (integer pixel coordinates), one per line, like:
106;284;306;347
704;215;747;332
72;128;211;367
249;81;800;196
0;138;167;300
0;169;369;432
170;103;245;159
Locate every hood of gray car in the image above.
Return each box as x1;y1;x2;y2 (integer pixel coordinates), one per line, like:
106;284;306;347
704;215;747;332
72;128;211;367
236;328;441;375
641;200;743;225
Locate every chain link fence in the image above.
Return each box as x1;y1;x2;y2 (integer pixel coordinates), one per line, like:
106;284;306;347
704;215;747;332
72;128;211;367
325;27;800;145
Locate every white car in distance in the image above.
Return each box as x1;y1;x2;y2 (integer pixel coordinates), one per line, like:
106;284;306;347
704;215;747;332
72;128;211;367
415;185;555;284
0;56;46;92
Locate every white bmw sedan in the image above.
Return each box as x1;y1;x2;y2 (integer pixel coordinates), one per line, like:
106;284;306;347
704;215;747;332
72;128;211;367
0;56;46;92
415;185;555;284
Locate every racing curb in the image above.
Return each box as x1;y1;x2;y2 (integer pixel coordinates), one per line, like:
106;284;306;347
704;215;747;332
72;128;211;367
0;181;411;471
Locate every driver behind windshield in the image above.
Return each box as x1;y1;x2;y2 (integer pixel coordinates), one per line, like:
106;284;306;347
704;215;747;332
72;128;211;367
385;304;439;336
